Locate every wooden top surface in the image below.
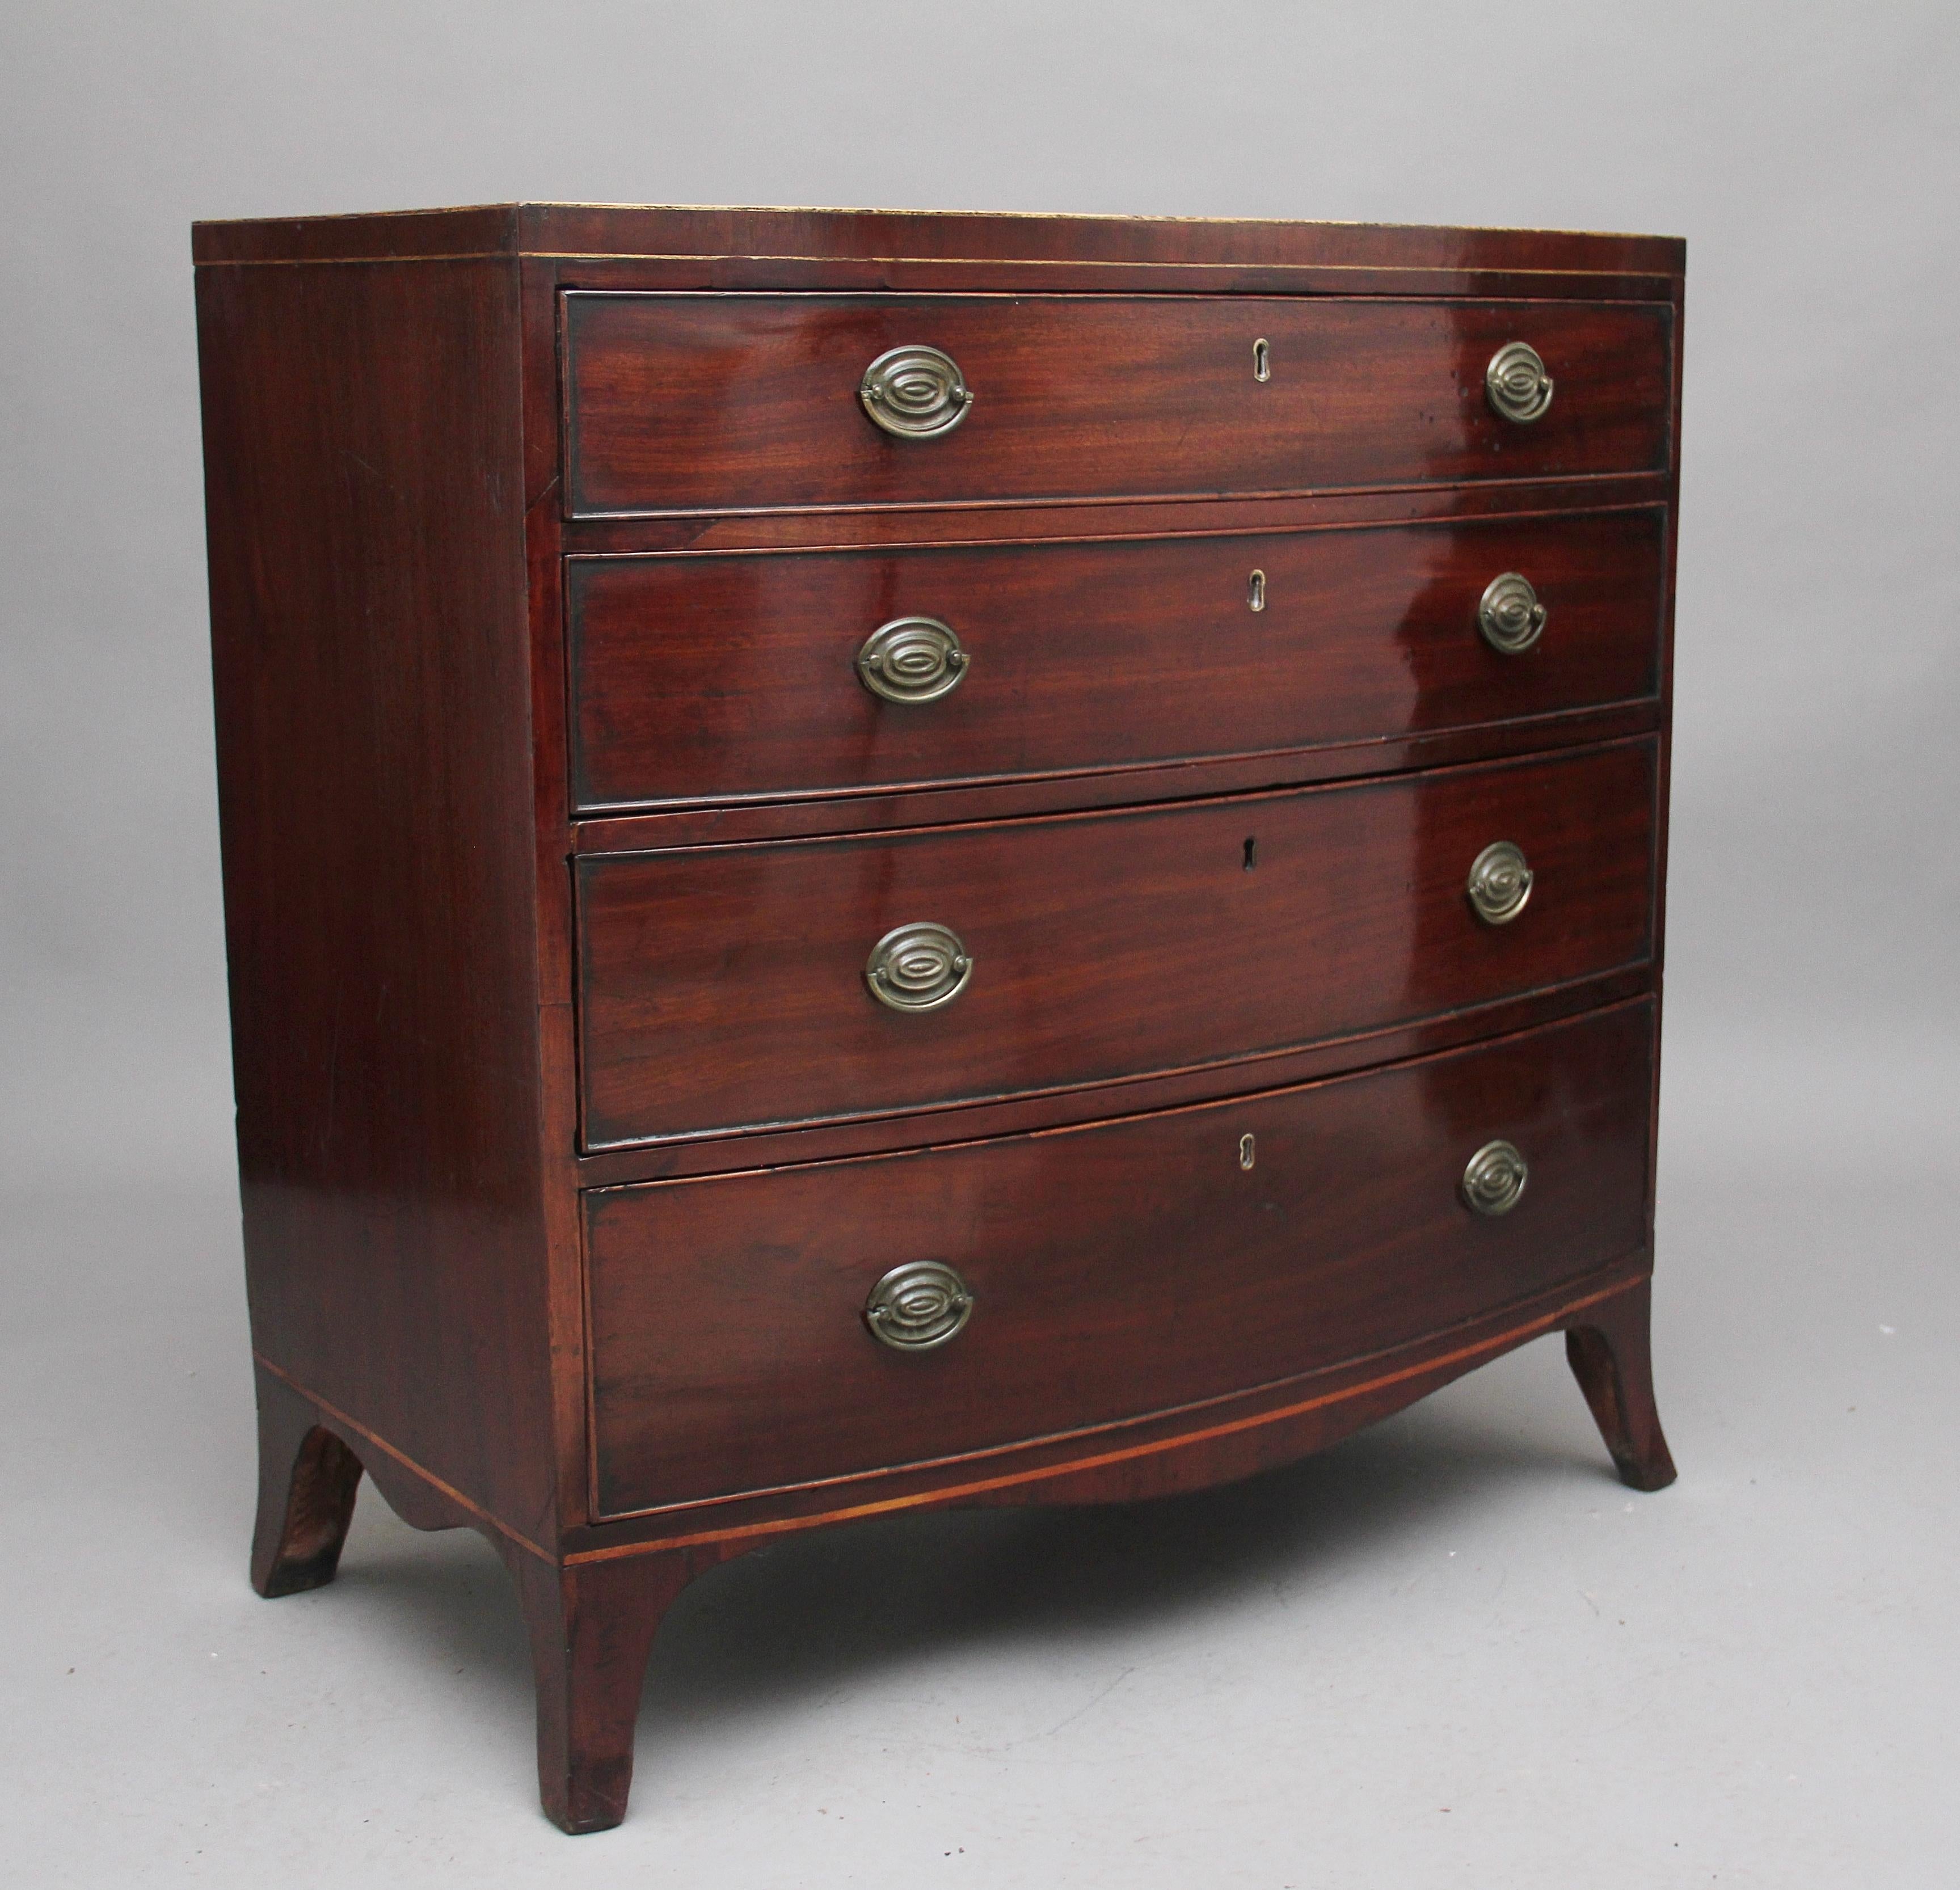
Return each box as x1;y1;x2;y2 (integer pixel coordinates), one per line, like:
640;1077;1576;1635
191;202;1684;276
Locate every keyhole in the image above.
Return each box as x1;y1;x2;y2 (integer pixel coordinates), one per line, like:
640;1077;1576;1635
1243;836;1258;871
1247;569;1266;613
1239;1133;1256;1171
1253;338;1271;383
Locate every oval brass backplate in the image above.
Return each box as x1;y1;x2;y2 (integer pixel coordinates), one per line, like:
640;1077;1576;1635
865;921;973;1012
856;616;969;704
859;344;974;440
864;1259;974;1351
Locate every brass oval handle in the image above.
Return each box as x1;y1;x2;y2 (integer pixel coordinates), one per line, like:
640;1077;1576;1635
1478;572;1548;654
859;344;973;440
864;1259;974;1351
1466;841;1533;926
865;921;973;1012
856;616;969;704
1485;341;1554;424
1462;1139;1528;1216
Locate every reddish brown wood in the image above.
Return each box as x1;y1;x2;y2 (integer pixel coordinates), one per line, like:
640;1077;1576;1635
558;1254;1655;1560
563;293;1672;518
559;471;1672;557
568;699;1660;858
500;1541;737;1833
574;965;1651;1187
570;507;1664;811
192;202;1683;280
197;254;560;1539
196;205;1681;1830
250;1360;722;1833
586;1000;1653;1517
577;740;1655;1148
956;1265;1663;1515
547;255;1683;308
193;203;521;264
251;1366;364;1597
519;253;595;1539
1566;1276;1677;1491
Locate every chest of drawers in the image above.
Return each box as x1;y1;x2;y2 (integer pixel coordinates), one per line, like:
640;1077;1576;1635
195;204;1683;1833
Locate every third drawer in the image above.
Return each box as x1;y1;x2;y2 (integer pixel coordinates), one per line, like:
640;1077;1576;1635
576;740;1655;1148
568;507;1666;812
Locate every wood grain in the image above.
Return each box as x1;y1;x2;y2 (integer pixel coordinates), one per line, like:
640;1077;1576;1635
570;506;1664;811
563;293;1673;517
576;740;1656;1148
192;202;1684;279
196;203;1682;1832
197;253;560;1542
587;1000;1654;1516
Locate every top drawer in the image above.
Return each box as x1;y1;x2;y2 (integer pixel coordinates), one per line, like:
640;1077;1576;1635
562;293;1674;518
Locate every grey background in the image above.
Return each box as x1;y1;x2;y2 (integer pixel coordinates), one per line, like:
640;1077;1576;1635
2;2;1955;1883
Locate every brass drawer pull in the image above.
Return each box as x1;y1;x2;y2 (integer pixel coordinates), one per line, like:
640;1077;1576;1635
1462;1139;1529;1216
1466;841;1533;925
865;921;973;1012
864;1259;974;1351
856;616;969;703
1478;572;1546;654
859;344;974;439
1485;341;1554;424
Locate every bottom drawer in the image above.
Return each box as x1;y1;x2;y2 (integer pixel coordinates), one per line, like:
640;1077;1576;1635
586;1001;1654;1518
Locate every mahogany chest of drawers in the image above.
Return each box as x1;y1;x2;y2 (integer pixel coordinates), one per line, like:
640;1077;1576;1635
193;204;1683;1833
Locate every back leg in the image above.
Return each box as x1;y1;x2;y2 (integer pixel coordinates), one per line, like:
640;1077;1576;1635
251;1364;364;1597
1565;1277;1677;1493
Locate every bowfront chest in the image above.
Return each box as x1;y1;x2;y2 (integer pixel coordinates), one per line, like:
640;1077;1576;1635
195;204;1683;1832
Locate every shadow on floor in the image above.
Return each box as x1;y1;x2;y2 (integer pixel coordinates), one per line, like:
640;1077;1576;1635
317;1388;1622;1759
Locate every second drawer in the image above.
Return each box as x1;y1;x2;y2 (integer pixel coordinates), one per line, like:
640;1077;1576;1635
568;507;1666;812
576;740;1655;1148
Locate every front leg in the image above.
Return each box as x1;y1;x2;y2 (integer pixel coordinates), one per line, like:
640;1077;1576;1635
1565;1276;1677;1492
501;1541;734;1833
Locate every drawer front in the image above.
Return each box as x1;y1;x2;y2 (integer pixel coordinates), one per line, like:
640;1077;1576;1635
563;293;1674;517
570;508;1665;811
577;741;1655;1148
587;999;1654;1515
